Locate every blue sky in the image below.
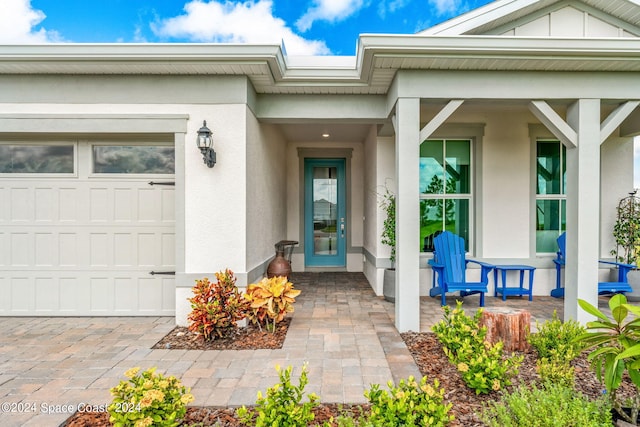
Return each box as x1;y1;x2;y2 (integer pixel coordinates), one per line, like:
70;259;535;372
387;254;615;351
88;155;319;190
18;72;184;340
2;0;495;55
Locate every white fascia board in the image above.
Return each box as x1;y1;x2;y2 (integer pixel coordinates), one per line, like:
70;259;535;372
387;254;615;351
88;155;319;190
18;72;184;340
419;0;541;35
358;34;640;55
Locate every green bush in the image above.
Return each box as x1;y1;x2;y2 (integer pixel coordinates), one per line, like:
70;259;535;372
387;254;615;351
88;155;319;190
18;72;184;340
481;382;612;427
237;364;319;427
432;301;522;394
536;350;575;388
528;310;585;360
108;367;194;427
364;376;453;426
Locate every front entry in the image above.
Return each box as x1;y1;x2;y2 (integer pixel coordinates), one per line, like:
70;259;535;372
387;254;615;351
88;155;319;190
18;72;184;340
304;159;346;267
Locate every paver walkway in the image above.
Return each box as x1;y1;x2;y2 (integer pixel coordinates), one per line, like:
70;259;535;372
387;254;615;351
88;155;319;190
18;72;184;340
0;272;593;426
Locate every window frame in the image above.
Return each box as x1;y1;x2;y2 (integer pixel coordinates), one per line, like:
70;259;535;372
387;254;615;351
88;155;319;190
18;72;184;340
90;142;175;177
0;141;77;177
419;137;474;253
534;137;567;255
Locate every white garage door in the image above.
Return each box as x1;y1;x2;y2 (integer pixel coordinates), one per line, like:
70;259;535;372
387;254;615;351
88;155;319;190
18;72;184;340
0;141;176;315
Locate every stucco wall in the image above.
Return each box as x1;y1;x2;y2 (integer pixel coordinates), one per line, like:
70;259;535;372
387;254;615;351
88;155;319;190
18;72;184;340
245;110;287;281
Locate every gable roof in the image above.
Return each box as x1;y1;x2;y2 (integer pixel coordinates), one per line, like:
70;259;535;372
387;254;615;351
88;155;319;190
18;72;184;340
420;0;640;35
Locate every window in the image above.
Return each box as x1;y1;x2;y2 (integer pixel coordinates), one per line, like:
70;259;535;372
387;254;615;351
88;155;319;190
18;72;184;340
420;139;472;251
92;145;175;174
0;144;74;173
536;140;566;253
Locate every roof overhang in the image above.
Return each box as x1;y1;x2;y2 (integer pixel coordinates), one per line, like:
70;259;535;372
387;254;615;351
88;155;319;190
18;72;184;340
1;36;640;94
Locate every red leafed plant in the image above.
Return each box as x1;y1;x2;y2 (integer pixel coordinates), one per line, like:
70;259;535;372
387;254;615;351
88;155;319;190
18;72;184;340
187;269;250;341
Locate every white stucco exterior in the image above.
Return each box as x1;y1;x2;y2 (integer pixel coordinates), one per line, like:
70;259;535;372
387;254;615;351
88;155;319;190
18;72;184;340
1;0;640;330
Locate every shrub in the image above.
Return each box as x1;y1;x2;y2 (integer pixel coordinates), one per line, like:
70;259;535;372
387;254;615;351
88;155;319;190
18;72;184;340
364;376;453;426
108;367;194;427
576;294;640;424
237;364;318;427
536;349;575;388
187;270;249;341
481;382;612;427
432;301;522;394
528;310;584;387
528;310;585;360
244;276;301;331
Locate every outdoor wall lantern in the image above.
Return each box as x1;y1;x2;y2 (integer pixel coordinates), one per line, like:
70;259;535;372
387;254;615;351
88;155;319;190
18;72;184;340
196;120;216;168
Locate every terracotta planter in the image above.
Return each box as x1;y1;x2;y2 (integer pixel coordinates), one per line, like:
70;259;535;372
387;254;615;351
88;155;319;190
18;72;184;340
267;250;291;278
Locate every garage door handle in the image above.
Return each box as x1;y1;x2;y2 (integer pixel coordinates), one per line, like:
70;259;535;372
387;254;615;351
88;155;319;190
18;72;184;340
148;181;175;186
149;271;176;275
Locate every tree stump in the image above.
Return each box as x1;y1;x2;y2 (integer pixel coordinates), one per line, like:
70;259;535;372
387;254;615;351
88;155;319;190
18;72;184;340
479;308;531;352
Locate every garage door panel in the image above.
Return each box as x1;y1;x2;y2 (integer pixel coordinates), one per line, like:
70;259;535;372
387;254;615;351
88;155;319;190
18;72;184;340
138;188;158;222
115;277;137;313
11;188;32;222
114;233;134;266
35;277;57;312
0;232;5;266
1;141;175;316
11;232;31;266
161;277;176;312
35;187;56;222
90;277;111;312
59;232;79;266
60;277;83;312
161;233;175;266
35;233;55;266
138;233;158;266
162;189;175;222
90;188;109;222
90;233;110;267
114;188;134;222
11;277;32;312
139;277;160;312
59;188;80;222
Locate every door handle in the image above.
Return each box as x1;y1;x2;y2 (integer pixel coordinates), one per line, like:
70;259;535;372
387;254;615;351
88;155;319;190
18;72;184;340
340;222;345;238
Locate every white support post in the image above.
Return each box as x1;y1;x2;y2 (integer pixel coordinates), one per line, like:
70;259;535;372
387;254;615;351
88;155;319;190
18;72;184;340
395;97;421;332
565;99;601;323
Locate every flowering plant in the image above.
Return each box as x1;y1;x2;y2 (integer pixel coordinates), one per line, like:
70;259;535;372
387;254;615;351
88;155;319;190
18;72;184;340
243;276;301;331
432;301;522;394
108;367;194;427
188;270;249;341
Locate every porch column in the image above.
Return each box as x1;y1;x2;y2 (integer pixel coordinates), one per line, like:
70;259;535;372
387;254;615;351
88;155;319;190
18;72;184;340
395;97;421;332
565;99;601;323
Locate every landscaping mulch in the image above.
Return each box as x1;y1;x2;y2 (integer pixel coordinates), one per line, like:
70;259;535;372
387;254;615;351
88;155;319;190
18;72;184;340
151;318;291;350
63;324;635;426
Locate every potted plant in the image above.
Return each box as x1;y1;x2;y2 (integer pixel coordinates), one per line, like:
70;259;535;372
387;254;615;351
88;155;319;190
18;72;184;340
612;192;640;301
380;188;396;302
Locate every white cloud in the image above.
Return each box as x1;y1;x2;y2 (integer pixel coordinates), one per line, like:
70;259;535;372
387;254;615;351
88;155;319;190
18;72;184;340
152;0;330;55
428;0;461;15
0;0;60;43
377;0;410;19
296;0;365;32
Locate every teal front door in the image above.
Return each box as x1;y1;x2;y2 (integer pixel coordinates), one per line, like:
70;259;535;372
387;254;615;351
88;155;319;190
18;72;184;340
304;159;346;267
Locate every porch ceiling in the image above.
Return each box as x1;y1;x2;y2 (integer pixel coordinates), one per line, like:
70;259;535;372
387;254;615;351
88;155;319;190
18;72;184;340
277;123;373;143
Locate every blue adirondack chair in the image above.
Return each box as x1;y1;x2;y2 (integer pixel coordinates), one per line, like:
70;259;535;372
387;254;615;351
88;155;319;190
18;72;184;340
428;231;495;306
551;231;634;298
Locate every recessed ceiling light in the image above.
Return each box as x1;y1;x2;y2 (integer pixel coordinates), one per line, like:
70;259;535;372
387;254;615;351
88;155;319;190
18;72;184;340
322;133;330;138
